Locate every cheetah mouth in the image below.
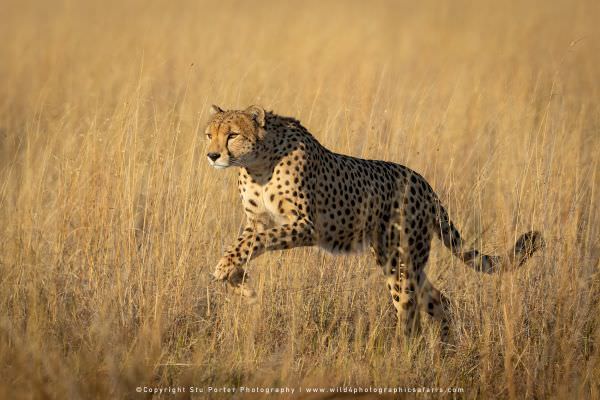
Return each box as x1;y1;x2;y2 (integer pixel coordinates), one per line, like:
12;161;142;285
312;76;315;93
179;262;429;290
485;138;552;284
210;162;229;169
207;157;230;169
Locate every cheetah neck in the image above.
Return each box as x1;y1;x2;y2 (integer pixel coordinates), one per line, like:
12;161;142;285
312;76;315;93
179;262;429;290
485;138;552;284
241;165;272;185
242;111;319;179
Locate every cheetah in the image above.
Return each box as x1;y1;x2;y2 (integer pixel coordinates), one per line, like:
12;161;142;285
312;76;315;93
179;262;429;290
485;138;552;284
206;104;544;342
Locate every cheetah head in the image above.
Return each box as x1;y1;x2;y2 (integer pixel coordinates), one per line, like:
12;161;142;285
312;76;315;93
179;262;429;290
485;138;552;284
205;105;266;169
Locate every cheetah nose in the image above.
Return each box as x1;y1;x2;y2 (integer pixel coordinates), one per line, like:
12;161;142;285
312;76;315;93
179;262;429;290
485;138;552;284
207;152;220;162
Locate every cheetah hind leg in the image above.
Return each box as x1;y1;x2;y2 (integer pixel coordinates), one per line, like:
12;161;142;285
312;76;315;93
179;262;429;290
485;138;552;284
386;273;422;338
419;276;453;346
227;267;257;303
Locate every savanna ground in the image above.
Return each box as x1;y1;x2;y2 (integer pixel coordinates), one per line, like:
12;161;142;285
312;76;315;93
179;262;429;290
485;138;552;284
1;0;599;398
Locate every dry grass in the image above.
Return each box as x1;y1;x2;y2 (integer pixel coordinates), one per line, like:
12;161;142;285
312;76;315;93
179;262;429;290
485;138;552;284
1;0;599;398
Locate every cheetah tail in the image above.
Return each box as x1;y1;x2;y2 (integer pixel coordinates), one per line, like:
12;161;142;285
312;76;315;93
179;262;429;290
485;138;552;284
434;203;544;273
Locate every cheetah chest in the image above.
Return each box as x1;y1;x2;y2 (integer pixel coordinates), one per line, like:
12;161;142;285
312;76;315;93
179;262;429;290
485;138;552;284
240;180;291;227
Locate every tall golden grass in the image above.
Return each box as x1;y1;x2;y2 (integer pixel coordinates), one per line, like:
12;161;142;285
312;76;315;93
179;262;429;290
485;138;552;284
1;0;599;398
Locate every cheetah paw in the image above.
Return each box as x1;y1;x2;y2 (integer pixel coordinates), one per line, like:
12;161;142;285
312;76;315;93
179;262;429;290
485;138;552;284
212;259;235;281
229;282;257;303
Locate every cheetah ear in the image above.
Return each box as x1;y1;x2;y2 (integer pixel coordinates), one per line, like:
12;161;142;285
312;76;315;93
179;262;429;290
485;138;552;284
210;104;224;115
245;105;266;128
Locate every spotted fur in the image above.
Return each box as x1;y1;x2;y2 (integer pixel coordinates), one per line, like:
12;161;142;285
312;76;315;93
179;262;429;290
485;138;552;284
206;105;544;342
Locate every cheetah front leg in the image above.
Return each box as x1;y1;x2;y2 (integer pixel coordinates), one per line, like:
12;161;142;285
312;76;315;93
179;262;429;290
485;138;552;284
213;220;316;297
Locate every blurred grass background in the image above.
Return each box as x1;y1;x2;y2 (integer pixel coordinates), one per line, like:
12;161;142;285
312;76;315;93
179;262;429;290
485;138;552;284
0;0;599;398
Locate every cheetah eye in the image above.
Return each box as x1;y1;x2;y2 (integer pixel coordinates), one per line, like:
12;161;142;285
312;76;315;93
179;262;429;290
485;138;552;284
206;133;212;140
228;133;239;140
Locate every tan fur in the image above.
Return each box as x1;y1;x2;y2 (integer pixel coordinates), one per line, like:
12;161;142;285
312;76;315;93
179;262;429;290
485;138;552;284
206;105;544;342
